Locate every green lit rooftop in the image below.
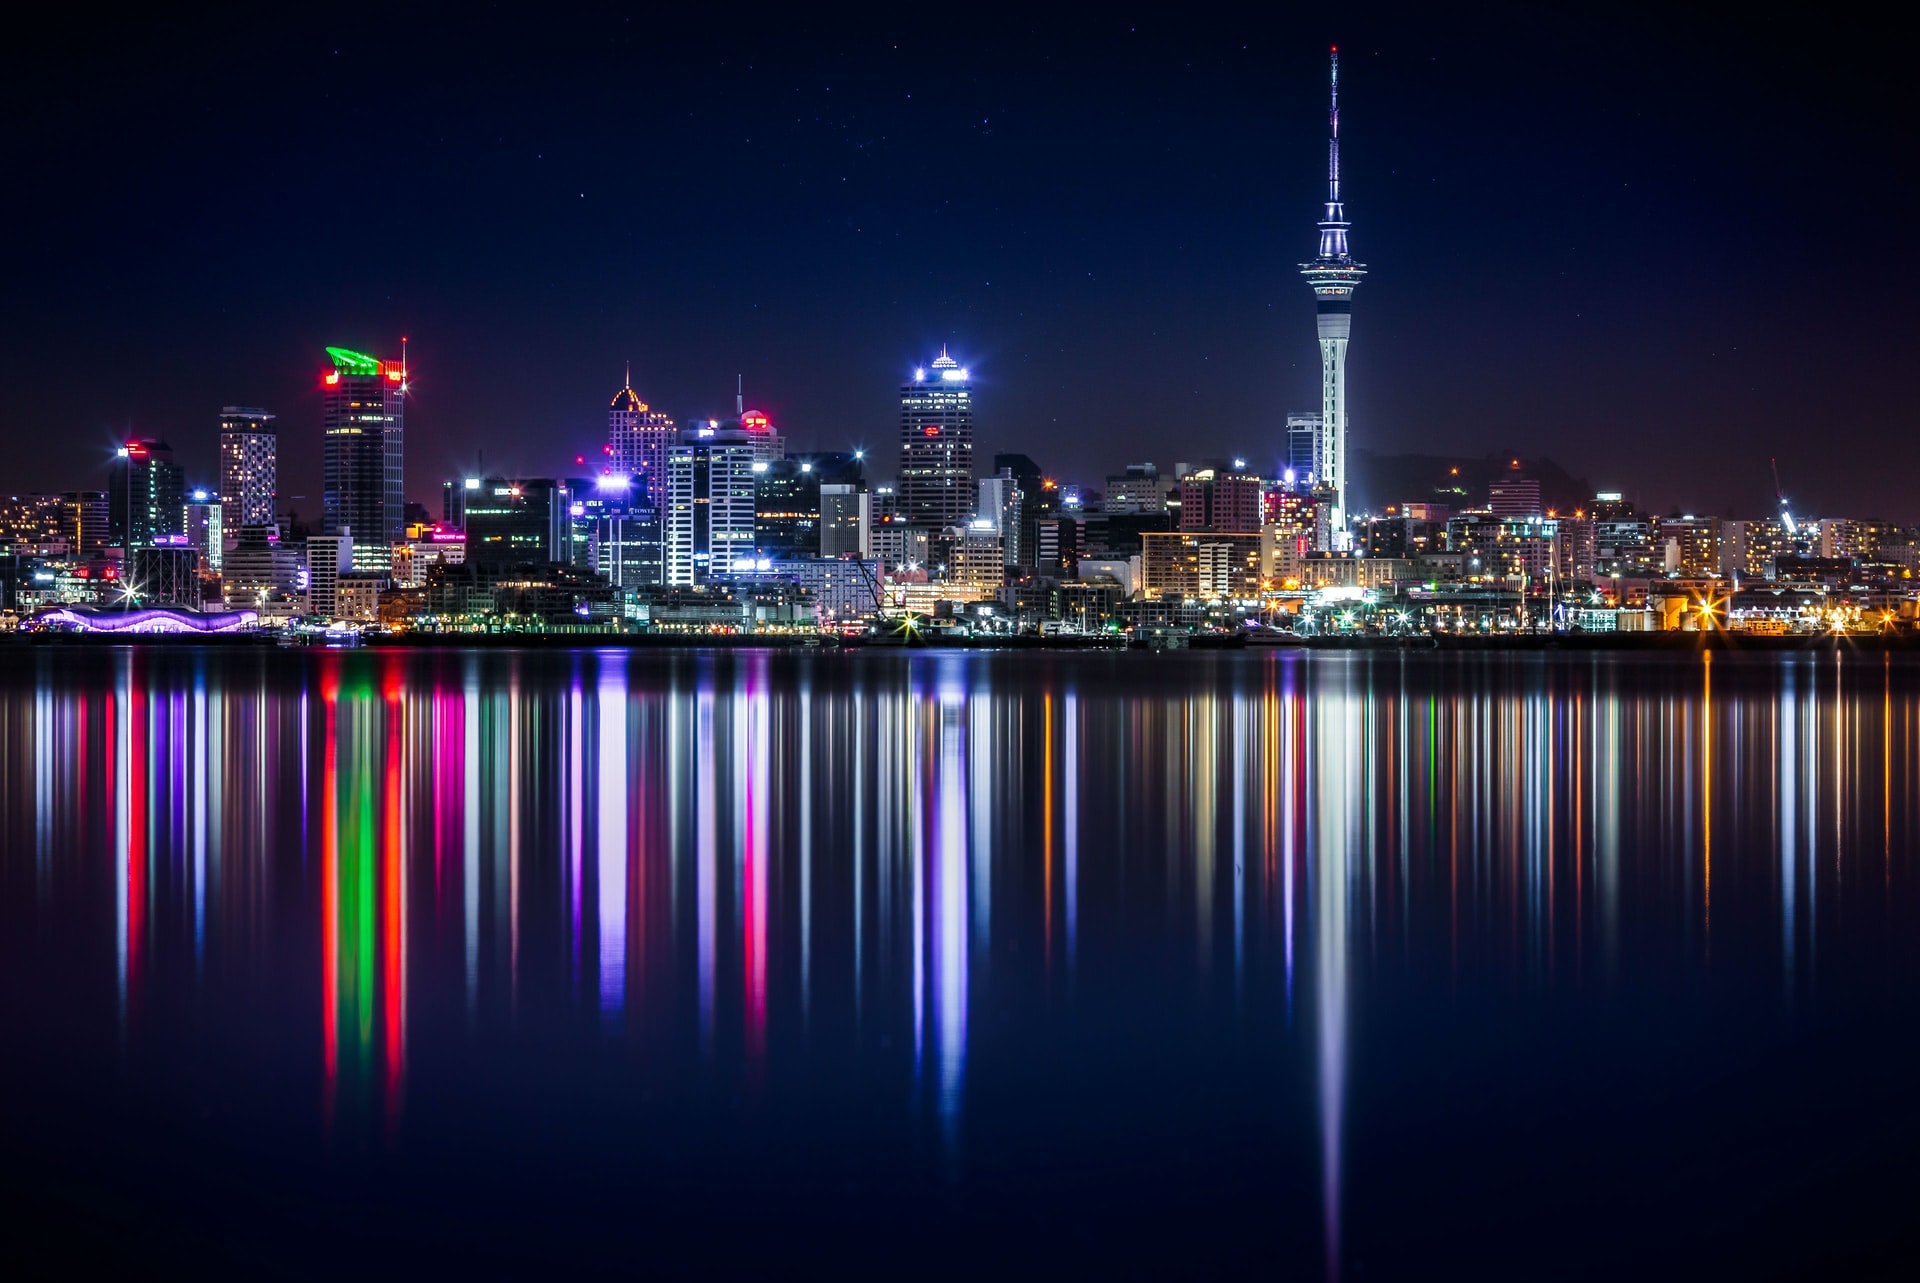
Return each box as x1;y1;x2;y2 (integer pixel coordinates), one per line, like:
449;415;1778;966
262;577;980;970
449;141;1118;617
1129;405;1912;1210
325;347;381;376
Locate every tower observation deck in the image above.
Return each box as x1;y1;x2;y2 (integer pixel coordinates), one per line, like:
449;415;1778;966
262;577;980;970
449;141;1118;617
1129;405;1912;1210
1299;47;1365;550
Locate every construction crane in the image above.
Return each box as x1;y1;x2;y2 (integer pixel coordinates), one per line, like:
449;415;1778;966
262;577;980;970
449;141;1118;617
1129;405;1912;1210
1770;457;1798;535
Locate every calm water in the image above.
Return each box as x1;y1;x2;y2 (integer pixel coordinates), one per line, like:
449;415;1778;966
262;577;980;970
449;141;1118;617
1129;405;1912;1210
2;646;1917;1276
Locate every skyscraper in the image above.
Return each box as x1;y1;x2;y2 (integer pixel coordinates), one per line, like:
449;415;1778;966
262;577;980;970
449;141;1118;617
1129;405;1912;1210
897;346;975;529
321;345;406;570
1299;49;1365;549
218;406;277;528
607;372;676;509
666;425;758;585
108;439;185;549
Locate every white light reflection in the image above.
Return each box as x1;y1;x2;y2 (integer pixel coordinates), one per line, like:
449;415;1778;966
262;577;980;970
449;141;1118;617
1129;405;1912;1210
598;656;628;1018
933;676;969;1160
1315;671;1358;1282
697;684;716;1051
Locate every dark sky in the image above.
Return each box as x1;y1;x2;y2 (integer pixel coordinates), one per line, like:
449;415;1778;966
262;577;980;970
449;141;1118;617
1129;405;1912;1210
5;5;1914;520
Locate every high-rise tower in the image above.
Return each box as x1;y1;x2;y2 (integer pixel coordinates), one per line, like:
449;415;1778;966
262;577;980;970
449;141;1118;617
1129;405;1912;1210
1299;47;1365;550
321;344;406;570
897;346;975;529
218;406;277;528
607;368;676;510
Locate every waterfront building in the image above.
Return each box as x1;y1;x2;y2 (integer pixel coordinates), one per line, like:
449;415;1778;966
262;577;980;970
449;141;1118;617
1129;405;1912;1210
898;347;974;529
221;526;304;608
218;406;277;527
321;345;406;570
306;533;351;618
1140;531;1265;600
1299;49;1365;549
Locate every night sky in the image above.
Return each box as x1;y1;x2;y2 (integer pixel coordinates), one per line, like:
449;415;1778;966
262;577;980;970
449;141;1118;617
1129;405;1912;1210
5;6;1914;520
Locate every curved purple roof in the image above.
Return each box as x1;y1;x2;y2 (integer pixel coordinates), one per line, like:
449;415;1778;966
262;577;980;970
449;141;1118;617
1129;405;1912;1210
33;606;261;634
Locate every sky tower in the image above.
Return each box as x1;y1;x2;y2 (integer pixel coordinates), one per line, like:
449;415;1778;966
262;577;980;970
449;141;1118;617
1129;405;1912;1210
1300;46;1365;549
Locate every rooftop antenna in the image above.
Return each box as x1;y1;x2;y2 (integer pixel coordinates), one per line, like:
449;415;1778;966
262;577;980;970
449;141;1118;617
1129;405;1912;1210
736;374;744;418
401;335;409;392
625;359;631;390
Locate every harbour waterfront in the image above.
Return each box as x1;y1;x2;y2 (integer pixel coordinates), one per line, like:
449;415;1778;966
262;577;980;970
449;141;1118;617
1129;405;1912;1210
2;646;1917;1276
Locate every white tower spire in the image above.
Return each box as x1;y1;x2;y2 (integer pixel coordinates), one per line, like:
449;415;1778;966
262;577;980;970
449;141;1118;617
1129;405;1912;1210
1299;46;1366;550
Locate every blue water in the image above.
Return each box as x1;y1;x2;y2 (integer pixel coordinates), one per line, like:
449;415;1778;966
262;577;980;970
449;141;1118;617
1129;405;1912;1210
1;646;1914;1277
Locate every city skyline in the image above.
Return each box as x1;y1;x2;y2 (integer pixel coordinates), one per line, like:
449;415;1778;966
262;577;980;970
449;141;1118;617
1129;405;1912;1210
3;12;1913;522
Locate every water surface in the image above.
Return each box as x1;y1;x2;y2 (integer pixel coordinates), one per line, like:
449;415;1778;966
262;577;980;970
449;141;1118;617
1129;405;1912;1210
2;646;1916;1277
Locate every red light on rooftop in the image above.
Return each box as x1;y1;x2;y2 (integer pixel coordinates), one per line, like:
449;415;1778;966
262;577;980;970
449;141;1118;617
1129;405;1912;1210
324;371;340;386
386;368;402;382
743;411;771;430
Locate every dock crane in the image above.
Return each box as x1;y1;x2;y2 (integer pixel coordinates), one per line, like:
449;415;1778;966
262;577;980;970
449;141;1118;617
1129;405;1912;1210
1770;457;1798;535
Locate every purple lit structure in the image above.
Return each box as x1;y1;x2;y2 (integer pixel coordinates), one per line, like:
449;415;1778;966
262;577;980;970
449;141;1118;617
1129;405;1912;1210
32;605;261;634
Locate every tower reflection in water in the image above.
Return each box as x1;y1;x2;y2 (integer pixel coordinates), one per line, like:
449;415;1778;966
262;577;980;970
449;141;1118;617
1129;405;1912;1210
7;647;1920;1272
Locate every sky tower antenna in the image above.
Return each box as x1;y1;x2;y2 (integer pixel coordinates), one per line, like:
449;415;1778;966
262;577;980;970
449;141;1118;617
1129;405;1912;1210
736;374;744;418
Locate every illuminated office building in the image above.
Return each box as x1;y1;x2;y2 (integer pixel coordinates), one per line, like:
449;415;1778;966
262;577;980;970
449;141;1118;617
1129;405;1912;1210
608;373;677;509
321;345;406;570
218;406;277;527
108;438;185;549
666;425;758;585
897;346;974;529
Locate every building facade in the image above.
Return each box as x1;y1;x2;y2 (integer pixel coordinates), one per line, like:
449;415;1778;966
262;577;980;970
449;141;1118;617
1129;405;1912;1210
897;346;974;529
218;406;278;527
608;377;677;509
108;439;185;550
1284;413;1324;489
666;427;758;585
463;479;567;567
1178;466;1264;533
321;346;405;570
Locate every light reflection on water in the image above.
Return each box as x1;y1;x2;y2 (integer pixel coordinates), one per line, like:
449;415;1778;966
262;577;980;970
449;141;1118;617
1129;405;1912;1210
2;646;1918;1274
